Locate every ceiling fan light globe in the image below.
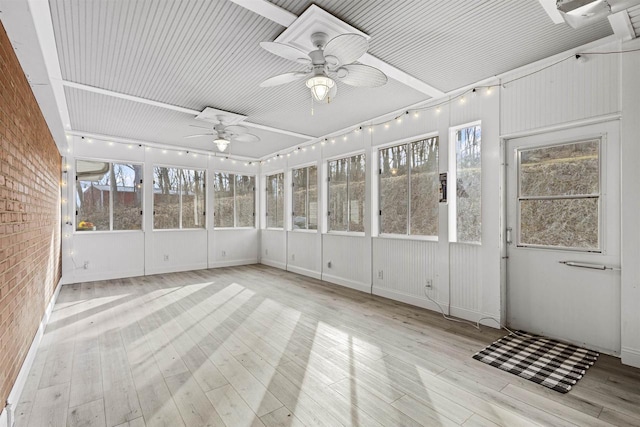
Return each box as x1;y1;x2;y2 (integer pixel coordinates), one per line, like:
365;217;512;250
306;76;335;102
214;138;229;152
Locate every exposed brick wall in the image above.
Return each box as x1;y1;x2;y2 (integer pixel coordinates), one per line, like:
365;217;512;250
0;22;61;406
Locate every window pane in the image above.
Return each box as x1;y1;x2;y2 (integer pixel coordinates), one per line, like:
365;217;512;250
379;145;408;234
456;125;481;243
266;173;283;228
76;160;110;231
308;166;318;230
328;159;348;231
292;168;308;229
214;172;234;227
410;137;439;236
154;167;180;229
181;169;205;229
112;163;143;231
348;154;366;232
236;175;255;227
520;140;599;197
520;198;598;249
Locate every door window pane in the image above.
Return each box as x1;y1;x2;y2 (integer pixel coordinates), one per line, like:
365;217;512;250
518;139;600;251
181;169;206;229
236;175;255;227
410;138;439;236
328;158;348;231
455;125;482;243
379;145;408;234
214;173;234;228
292;168;308;229
308;166;318;230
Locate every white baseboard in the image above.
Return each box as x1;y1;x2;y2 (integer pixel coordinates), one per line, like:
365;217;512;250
3;277;62;427
260;259;286;270
208;259;258;268
286;265;321;280
322;274;371;294
621;347;640;368
65;268;145;284
145;263;208;276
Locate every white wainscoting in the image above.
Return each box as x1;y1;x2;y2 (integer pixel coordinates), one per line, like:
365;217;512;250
146;229;208;275
322;234;371;293
209;228;258;268
287;231;322;279
260;229;287;269
449;243;482;313
65;232;145;283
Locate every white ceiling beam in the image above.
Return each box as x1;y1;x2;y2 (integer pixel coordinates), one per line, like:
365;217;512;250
229;0;297;27
62;80;313;139
232;0;445;97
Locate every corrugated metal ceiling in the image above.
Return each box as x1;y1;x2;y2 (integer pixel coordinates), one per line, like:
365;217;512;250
50;0;616;158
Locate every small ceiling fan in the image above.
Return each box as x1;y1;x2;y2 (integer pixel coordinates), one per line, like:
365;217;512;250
259;32;388;102
186;117;260;152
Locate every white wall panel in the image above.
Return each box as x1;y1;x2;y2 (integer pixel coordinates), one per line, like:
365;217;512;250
501;41;620;136
146;230;208;274
260;229;287;269
372;237;439;300
209;229;258;267
449;243;482;313
66;232;144;283
287;231;322;279
322;234;371;293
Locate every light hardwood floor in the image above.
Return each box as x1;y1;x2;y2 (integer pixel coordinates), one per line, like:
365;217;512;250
14;265;640;427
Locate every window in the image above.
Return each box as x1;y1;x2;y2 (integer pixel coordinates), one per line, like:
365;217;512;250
517;139;600;250
452;124;481;243
266;173;284;228
379;137;439;236
76;160;143;231
153;166;205;229
292;165;318;230
213;172;255;228
328;154;365;232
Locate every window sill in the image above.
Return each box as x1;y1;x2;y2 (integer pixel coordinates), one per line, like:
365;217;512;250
376;234;438;242
153;228;207;232
74;229;143;235
324;231;366;237
290;229;319;234
213;227;256;231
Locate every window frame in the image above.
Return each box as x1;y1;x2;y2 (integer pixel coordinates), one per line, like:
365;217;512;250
212;171;256;229
152;164;207;231
449;121;482;245
74;157;144;233
291;163;318;232
515;137;602;253
265;171;285;230
326;151;366;235
377;134;439;239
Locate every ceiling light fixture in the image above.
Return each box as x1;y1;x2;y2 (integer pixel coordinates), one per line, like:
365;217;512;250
306;75;335;102
214;138;229;152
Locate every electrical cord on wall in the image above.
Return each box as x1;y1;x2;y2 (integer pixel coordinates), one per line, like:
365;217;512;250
423;285;541;339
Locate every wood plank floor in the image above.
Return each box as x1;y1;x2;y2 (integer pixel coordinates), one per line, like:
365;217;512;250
14;265;640;427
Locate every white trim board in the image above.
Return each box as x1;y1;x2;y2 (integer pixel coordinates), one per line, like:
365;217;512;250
321;274;371;294
286;265;322;280
208;259;259;268
3;278;63;427
260;259;287;270
621;347;640;369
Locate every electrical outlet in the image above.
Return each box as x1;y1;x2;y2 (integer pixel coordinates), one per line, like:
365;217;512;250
377;270;383;279
164;254;169;261
221;250;226;257
83;261;89;270
291;254;295;261
425;279;433;289
327;261;332;268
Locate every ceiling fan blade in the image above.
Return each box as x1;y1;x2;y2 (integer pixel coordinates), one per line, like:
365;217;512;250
260;71;310;87
338;64;387;87
233;133;260;143
224;125;249;134
260;41;311;64
537;0;565;24
323;33;368;65
185;133;214;138
189;124;212;130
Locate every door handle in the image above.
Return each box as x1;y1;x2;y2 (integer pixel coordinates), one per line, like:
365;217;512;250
506;227;513;245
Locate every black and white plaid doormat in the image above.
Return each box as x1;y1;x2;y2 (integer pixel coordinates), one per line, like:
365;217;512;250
472;331;599;393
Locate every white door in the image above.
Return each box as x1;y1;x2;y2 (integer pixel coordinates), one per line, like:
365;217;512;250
505;121;621;355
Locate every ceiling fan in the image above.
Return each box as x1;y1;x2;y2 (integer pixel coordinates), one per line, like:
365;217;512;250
538;0;640;28
259;32;388;102
186;117;260;152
